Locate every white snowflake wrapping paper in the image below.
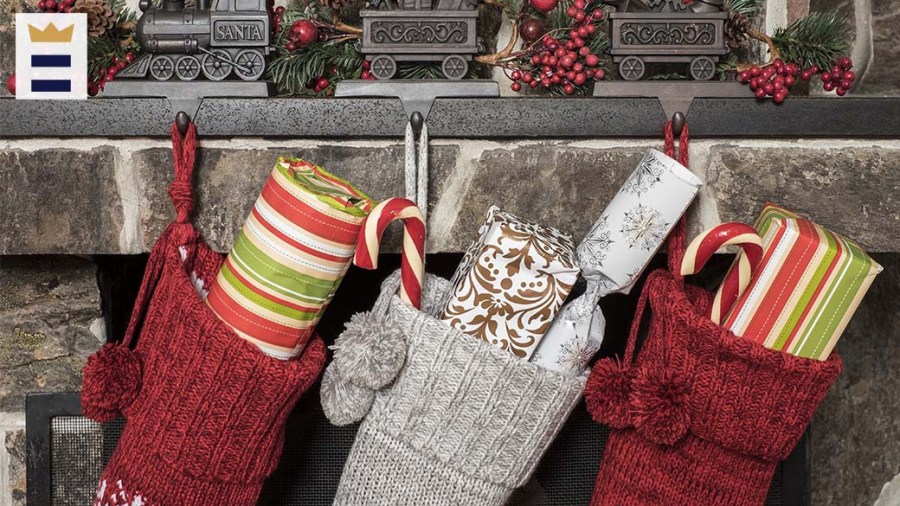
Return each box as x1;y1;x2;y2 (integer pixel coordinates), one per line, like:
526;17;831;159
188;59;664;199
531;149;703;375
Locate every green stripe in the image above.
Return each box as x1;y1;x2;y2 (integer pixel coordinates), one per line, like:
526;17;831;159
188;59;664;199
232;232;338;301
220;262;319;321
275;157;374;217
770;226;839;351
793;235;872;359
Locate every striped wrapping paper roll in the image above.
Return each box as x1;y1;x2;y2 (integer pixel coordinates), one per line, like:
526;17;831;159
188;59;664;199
207;157;374;359
722;204;883;360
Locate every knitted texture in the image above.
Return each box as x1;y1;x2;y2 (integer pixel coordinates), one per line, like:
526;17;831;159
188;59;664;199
330;272;587;506
585;269;842;506
81;123;327;506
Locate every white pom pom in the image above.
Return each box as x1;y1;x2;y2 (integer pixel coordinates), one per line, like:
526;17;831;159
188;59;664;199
320;365;375;426
332;312;407;390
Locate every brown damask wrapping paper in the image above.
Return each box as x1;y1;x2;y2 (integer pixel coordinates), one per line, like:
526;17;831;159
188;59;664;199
439;207;580;359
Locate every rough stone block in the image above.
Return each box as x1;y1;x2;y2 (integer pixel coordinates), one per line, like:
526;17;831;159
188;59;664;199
705;145;900;251
0;148;124;254
132;143;458;252
811;253;900;506
436;143;647;252
0;257;102;411
5;429;25;506
864;0;900;96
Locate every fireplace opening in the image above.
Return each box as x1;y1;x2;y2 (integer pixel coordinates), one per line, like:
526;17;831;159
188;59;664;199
26;253;807;505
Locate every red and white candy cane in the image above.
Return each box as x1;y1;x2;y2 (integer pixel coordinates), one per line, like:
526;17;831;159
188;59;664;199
354;198;426;309
681;223;764;324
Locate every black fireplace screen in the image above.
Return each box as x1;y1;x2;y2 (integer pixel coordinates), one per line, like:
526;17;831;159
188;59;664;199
25;390;805;506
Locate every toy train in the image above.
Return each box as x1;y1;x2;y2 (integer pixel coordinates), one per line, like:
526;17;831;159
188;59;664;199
359;0;481;80
604;0;727;81
118;0;271;81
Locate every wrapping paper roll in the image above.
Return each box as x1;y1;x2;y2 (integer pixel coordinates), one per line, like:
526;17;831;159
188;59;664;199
722;204;883;360
531;149;703;375
440;206;580;359
206;157;374;359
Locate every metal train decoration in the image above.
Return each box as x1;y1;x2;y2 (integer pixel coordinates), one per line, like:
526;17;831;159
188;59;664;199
603;0;727;81
360;0;481;80
118;0;271;81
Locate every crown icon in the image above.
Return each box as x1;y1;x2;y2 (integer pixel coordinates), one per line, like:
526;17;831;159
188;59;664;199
28;22;74;43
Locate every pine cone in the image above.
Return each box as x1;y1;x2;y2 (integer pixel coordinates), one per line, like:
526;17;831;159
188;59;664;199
725;11;752;49
71;0;116;37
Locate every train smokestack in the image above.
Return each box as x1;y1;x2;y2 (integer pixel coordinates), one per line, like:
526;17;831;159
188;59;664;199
163;0;184;11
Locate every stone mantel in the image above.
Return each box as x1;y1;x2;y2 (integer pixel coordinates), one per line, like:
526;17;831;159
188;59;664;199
1;97;899;256
2;97;900;138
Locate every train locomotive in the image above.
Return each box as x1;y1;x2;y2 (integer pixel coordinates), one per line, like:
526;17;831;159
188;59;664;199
118;0;271;81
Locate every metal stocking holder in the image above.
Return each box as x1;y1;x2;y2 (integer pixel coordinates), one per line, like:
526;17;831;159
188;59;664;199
594;80;747;135
335;80;499;223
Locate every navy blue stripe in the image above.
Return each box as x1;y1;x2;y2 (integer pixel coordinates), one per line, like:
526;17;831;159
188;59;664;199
31;55;71;67
31;80;72;92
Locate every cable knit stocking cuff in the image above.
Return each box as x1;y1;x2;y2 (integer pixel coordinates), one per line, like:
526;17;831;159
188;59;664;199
334;293;587;506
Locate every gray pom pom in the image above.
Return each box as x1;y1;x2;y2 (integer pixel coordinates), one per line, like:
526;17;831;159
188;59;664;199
320;365;375;426
332;312;407;390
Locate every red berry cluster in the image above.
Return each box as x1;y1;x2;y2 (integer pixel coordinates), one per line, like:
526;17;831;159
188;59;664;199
359;60;376;81
37;0;74;13
738;59;798;104
509;1;605;95
272;6;285;35
739;57;855;103
285;19;320;52
814;57;855;96
89;52;135;96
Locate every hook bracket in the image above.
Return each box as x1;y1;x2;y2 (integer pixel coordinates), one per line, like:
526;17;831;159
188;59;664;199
593;81;746;132
335;80;500;130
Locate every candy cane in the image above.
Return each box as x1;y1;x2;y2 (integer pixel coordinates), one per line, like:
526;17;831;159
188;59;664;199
681;223;764;324
354;198;426;309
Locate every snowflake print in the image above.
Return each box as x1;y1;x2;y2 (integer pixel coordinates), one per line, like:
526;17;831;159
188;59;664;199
578;216;614;272
622;157;665;196
556;335;600;374
621;204;669;251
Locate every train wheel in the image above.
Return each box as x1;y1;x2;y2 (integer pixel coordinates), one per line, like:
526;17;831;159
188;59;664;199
690;56;716;81
234;50;265;81
370;55;397;80
619;56;645;81
149;55;175;81
175;56;201;81
201;50;232;81
441;55;468;80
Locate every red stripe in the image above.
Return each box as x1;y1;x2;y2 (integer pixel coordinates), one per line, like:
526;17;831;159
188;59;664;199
208;286;310;347
262;178;360;244
780;228;844;350
250;206;349;264
225;257;320;313
741;219;819;343
723;222;790;330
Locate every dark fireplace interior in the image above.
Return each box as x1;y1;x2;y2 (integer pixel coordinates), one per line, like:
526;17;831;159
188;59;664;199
25;253;807;506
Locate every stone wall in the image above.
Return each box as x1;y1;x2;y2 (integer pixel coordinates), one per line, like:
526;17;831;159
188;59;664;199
2;138;899;255
0;257;103;506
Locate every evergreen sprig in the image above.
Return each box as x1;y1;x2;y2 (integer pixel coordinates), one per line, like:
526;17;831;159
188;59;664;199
267;41;362;95
772;11;849;69
724;0;762;16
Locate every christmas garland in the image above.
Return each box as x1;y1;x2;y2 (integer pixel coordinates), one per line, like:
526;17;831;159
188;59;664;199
3;0;853;102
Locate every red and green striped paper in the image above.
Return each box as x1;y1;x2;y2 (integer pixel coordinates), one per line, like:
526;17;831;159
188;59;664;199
207;157;374;359
722;204;882;360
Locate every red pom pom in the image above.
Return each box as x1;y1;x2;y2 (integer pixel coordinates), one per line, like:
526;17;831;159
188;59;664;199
631;366;690;445
585;358;635;428
81;344;142;422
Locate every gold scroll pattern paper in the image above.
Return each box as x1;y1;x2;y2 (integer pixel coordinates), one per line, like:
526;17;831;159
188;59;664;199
440;207;580;359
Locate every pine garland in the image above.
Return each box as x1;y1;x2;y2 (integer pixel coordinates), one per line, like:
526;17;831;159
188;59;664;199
772;12;849;70
87;0;139;86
